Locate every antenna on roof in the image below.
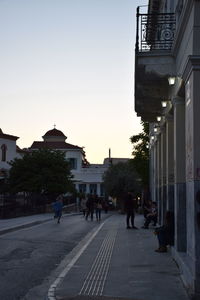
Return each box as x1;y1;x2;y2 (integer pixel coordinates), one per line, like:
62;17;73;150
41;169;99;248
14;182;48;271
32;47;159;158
53;124;56;129
109;148;112;165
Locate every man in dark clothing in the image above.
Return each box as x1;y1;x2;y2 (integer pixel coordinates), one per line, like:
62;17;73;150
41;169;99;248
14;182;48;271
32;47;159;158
124;191;138;229
85;194;95;221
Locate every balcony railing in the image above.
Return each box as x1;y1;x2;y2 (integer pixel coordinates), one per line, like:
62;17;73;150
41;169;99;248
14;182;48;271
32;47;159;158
136;9;176;52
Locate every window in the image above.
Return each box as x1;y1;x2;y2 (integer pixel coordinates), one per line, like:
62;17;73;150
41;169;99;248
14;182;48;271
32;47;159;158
90;184;97;195
68;158;77;170
79;184;86;193
1;144;7;162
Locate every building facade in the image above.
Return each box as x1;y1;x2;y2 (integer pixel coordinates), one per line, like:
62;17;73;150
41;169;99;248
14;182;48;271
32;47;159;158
0;128;23;178
29;128;109;197
135;0;200;298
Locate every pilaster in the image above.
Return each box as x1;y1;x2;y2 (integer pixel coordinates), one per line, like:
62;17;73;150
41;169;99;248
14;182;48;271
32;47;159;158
166;115;174;212
160;125;167;223
173;96;187;252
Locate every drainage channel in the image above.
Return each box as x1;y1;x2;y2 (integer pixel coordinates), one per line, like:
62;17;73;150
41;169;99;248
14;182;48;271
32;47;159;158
79;226;118;297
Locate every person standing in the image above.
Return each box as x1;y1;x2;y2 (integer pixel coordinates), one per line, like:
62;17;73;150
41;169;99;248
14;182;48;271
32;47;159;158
124;191;138;229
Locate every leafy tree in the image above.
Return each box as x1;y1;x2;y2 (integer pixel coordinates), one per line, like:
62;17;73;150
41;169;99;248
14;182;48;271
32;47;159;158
9;149;74;196
130;121;149;186
103;161;141;209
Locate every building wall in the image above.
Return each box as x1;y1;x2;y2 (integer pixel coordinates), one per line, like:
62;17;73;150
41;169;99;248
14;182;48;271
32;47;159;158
0;138;20;170
64;150;83;172
135;0;200;298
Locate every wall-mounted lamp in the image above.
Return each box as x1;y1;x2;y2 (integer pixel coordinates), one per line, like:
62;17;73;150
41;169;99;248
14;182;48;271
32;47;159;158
168;77;175;85
157;116;161;122
161;100;168;108
154;127;158;133
151;136;155;141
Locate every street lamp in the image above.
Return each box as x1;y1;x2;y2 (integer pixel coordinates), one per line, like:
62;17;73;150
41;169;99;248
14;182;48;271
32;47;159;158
161;100;168;108
168;77;175;85
157;116;161;122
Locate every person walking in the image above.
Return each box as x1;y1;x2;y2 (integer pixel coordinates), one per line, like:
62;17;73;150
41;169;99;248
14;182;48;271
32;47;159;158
85;194;95;221
52;194;63;224
124;191;138;229
95;195;102;221
80;195;87;217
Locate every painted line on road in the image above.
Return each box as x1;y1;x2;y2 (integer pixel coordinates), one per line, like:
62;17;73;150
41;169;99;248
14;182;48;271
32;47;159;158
47;221;106;300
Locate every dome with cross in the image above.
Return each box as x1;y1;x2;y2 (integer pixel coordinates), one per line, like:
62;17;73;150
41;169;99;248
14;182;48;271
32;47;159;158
42;126;67;142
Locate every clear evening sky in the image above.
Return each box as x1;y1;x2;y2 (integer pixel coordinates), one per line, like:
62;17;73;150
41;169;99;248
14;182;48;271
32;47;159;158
0;0;147;163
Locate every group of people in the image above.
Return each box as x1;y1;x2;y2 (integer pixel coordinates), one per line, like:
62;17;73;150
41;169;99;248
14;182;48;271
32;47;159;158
52;191;174;254
80;194;103;222
124;191;174;253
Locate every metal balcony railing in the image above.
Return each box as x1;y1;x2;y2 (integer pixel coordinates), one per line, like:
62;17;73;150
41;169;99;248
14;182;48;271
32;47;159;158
136;8;176;52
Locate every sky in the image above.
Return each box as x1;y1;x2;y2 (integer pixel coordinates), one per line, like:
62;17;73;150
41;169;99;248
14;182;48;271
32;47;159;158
0;0;148;163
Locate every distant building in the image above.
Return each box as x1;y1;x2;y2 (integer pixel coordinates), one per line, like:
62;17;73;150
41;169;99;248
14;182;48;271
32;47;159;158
103;157;129;166
0;127;130;198
29;128;109;197
0;128;23;178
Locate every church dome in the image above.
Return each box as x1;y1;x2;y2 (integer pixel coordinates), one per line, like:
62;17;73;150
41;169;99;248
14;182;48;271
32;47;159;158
42;128;67;142
43;128;66;138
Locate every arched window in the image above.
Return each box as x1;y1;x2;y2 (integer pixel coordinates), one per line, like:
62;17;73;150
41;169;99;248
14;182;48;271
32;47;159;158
1;144;7;162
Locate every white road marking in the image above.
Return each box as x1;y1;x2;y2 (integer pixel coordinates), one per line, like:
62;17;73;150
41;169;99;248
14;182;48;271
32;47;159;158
47;221;106;300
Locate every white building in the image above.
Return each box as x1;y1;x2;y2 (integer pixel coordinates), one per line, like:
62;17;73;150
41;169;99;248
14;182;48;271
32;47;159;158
0;126;130;198
29;128;109;197
0;128;23;178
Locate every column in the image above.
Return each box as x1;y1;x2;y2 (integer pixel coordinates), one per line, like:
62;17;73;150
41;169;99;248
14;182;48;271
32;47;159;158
156;134;162;223
185;70;200;294
166;115;174;212
86;184;90;195
160;125;167;223
150;141;156;202
173;96;186;252
97;183;101;197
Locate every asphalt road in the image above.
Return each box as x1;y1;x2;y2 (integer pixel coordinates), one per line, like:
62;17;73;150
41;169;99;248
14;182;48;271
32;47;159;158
0;213;103;300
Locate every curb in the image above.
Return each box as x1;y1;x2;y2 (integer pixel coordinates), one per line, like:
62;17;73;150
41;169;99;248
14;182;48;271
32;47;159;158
0;212;81;236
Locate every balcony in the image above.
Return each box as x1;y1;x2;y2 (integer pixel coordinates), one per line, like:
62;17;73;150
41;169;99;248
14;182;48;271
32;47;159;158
135;8;176;122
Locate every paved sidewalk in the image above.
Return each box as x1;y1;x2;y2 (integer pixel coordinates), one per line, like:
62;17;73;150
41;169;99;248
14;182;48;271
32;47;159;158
0;211;79;235
53;214;190;300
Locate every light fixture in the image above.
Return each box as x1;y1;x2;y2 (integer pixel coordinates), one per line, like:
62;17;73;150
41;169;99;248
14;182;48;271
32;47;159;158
168;77;175;85
161;100;167;108
157;116;161;122
154;127;158;133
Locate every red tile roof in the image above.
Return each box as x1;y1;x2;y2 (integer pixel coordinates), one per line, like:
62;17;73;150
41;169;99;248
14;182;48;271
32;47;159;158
43;128;66;138
0;128;19;141
30;141;82;150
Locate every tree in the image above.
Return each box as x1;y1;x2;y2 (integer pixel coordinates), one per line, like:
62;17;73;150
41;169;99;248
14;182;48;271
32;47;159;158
130;121;149;186
103;161;141;210
9;149;74;196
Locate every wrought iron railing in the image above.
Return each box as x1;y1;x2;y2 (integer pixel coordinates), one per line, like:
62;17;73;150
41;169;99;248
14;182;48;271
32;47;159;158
136;8;176;52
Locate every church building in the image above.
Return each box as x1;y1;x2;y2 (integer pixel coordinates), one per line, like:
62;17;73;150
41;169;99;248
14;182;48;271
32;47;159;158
29;128;108;197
